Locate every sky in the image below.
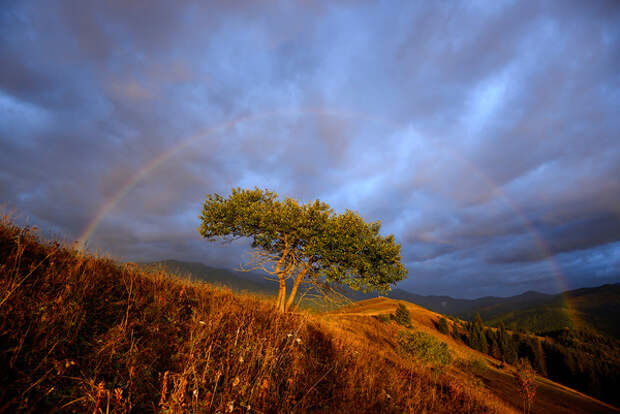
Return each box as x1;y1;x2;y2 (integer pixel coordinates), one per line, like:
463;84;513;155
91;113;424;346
1;1;619;298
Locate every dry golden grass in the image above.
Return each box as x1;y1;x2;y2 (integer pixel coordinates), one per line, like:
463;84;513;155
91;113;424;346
329;297;491;360
1;217;612;413
0;218;514;413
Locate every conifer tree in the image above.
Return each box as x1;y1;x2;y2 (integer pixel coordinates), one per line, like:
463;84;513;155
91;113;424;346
486;328;499;359
452;321;461;341
469;313;488;353
498;322;510;362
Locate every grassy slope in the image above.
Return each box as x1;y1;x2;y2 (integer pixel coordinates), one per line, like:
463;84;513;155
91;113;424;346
332;297;620;414
142;260;276;296
1;219;514;414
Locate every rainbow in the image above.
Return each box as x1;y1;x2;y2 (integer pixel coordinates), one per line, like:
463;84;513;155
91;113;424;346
77;107;389;250
77;109;297;250
77;108;578;326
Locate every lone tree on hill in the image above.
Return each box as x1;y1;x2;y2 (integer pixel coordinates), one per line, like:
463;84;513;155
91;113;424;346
198;187;408;312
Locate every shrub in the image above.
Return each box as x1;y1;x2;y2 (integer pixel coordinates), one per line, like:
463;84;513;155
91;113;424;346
437;317;450;335
457;357;487;374
398;330;453;367
374;313;391;323
393;303;411;327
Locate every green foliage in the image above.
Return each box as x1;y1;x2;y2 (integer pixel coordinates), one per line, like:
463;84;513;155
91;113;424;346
540;328;620;406
398;330;453;367
467;313;488;353
518;336;547;376
487;305;574;335
459;316;620;407
452;321;461;341
198;188;408;311
482;284;620;340
437;316;449;335
497;322;517;363
393;303;411;327
485;328;499;359
457;357;487;375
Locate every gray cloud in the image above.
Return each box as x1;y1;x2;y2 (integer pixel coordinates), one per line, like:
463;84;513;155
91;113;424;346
1;0;619;298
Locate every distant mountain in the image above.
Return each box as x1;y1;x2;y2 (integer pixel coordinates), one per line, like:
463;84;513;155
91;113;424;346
386;289;555;316
387;283;620;338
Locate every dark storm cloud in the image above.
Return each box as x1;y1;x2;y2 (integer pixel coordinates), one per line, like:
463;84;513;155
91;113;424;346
1;0;619;298
487;214;620;264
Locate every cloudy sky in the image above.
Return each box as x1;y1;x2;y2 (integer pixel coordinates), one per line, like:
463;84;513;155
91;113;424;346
1;1;619;298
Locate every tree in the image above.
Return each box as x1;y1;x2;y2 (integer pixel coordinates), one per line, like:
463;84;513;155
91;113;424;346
198;188;407;312
486;328;499;359
452;321;461;341
514;358;537;414
498;322;512;362
468;313;488;353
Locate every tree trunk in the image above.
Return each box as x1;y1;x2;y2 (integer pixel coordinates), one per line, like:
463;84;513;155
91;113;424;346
274;236;290;313
284;267;309;312
275;281;284;311
277;277;287;313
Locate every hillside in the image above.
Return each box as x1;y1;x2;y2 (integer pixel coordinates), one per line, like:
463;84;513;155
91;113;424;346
0;219;512;413
331;298;620;414
1;219;617;413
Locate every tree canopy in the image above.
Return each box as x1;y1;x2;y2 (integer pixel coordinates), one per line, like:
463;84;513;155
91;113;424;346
198;187;408;312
